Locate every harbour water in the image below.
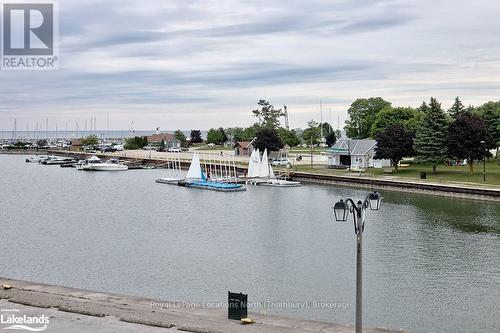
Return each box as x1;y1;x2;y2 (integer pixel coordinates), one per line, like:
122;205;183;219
0;154;498;333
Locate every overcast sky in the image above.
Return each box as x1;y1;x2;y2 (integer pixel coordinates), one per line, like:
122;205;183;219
1;0;499;132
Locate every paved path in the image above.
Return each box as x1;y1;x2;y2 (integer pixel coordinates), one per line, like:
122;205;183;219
0;278;405;333
0;299;176;332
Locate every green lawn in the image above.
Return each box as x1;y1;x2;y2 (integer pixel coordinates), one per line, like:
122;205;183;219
294;161;500;187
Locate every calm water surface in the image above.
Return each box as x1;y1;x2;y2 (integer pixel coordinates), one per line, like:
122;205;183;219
0;155;498;333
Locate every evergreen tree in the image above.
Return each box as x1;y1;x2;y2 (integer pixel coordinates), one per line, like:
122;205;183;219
414;98;448;173
448;97;466;119
476;101;500;150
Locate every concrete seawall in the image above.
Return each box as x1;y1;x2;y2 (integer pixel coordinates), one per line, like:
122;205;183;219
292;172;500;202
0;278;404;333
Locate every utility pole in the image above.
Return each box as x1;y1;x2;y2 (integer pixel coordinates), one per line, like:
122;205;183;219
320;100;323;139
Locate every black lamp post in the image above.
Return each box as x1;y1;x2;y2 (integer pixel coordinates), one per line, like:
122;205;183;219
480;140;486;182
332;191;382;333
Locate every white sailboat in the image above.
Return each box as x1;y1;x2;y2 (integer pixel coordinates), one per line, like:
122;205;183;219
249;149;302;187
156;153;185;184
186;152;203;180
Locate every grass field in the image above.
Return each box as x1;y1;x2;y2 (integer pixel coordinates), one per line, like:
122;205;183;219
294;160;500;187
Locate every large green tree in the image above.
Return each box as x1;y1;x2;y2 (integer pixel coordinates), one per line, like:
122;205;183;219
190;130;203;144
371;106;421;137
252;100;284;129
253;128;284;152
447;112;495;174
345;97;391;138
278;128;301;147
414;98;449;173
448;96;466;119
124;136;147;149
81;135;99;146
206;128;224;145
375;124;414;172
476;101;500;150
302;120;321;145
174;130;188;148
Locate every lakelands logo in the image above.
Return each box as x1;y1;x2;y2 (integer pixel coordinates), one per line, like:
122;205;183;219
0;309;49;331
1;1;59;70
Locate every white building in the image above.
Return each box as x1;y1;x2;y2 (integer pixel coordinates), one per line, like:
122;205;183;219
327;138;391;169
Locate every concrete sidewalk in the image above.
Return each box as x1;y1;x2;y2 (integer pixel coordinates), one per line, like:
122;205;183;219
0;277;405;333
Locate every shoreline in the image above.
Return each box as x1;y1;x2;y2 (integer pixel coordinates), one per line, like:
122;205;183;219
2;149;499;202
0;277;404;333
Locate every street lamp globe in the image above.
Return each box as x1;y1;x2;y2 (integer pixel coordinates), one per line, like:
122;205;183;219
333;199;349;222
368;191;381;210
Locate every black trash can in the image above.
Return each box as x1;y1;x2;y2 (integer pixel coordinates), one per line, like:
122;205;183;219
420;172;426;179
228;291;247;320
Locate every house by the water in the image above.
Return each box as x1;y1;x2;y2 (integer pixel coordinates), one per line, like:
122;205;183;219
327;138;391;169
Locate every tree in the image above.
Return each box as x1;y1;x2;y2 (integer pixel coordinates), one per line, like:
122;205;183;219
371;106;421;137
476;101;500;151
414;98;449;173
252;100;284;129
253;128;284;152
124;136;147;150
218;127;228;144
448;97;466;119
278;128;301;147
206;128;224;145
174;130;188;148
190;130;203;144
447;113;495;174
375;124;414;172
319;122;334;136
302;120;321;145
325;131;337;147
81;135;99;146
345;97;391;138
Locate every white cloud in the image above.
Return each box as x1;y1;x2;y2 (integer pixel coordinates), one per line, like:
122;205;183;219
1;0;499;131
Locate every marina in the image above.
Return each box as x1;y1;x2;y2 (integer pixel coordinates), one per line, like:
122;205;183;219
0;154;498;333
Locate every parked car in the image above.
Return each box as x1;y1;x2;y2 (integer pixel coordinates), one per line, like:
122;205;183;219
168;147;182;153
271;158;292;167
207;143;215;147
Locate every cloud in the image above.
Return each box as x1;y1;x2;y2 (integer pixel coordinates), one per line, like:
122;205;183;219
1;0;500;130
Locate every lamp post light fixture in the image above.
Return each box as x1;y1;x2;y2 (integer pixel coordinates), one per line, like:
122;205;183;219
332;191;382;333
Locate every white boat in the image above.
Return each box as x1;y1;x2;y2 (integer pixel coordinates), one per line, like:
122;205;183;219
79;156;128;171
156;154;185;184
26;155;45;163
40;156;75;165
246;149;301;187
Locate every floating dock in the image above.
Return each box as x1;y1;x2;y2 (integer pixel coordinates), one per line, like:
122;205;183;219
178;180;246;192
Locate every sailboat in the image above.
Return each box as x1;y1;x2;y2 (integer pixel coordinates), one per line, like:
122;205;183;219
156;153;185;184
247;149;301;187
179;152;246;192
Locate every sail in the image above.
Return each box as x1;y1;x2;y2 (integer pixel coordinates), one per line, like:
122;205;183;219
269;163;276;179
259;149;270;178
186;152;202;179
248;149;260;178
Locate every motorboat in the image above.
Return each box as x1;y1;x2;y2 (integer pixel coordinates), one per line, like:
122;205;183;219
40;156;76;165
26;155;45;163
79;156;128;171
